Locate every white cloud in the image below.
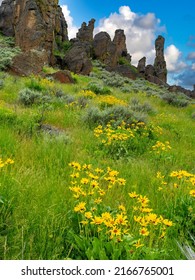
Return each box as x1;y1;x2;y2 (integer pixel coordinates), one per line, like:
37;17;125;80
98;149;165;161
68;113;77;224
191;63;195;70
94;6;165;65
165;45;187;73
61;5;78;39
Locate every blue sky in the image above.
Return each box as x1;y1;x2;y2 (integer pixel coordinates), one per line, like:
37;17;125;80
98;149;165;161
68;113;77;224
59;1;195;89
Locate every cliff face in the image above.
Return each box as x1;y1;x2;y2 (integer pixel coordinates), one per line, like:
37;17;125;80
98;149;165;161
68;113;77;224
0;0;68;64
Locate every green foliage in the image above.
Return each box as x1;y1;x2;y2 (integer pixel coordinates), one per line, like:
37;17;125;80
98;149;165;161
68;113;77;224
161;92;190;107
86;82;111;95
0;64;194;260
0;34;20;70
54;39;72;58
118;56;131;66
18;88;43;106
82;105;147;128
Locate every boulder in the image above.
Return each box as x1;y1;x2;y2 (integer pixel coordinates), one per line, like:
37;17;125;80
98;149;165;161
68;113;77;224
93;32;116;67
49;70;74;84
114;65;138;80
64;43;92;75
10;50;47;76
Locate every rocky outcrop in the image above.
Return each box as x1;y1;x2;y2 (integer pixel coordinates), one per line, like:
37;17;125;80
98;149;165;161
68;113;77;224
113;29;131;62
0;0;68;74
63;42;92;75
93;29;131;68
137;57;146;74
154;35;167;83
76;19;95;42
168;85;195;98
0;0;15;36
10;50;48;76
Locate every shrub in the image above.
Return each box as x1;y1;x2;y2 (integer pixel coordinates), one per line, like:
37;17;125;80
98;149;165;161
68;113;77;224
161;92;190;107
18;88;42;106
82;105;147;128
86;82;111;95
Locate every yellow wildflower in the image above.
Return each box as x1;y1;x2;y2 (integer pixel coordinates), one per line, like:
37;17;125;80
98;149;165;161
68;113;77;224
139;227;149;236
133;239;144;249
74;202;86;213
189;189;195;197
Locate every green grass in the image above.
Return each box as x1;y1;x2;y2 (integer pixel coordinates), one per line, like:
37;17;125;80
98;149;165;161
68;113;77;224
0;68;194;260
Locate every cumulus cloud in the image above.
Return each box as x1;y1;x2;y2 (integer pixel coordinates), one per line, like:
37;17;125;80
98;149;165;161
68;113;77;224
94;6;165;65
165;45;187;73
61;5;78;39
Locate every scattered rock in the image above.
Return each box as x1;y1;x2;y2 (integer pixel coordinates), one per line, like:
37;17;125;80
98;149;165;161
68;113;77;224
49;70;74;84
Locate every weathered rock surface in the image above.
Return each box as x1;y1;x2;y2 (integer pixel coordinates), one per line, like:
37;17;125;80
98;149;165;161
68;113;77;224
48;70;74;84
0;0;68;65
168;85;195;98
76;19;95;42
10;50;48;76
137;57;146;74
114;65;137;80
154;35;167;83
64;43;92;75
93;29;131;68
0;0;15;36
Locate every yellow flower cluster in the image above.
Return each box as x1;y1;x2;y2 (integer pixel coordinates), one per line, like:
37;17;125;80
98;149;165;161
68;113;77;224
94;122;134;146
94;121;163;151
68;162;173;248
170;170;195;198
151;141;171;154
156;169;195;198
129;191;173;239
68;162;130;241
39;78;55;89
78;90;96;99
0;157;14;169
96;95;127;107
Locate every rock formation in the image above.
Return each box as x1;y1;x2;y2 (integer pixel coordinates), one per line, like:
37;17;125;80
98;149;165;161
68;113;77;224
76;19;95;42
0;0;15;36
154;35;167;83
137;57;146;74
0;0;68;74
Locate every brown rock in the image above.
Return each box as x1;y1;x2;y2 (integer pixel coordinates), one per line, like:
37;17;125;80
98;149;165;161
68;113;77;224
0;0;15;36
93;32;117;67
113;29;129;60
49;70;74;84
10;50;47;76
76;19;95;42
64;43;92;75
114;65;138;80
154;35;167;83
137;57;146;73
0;0;68;65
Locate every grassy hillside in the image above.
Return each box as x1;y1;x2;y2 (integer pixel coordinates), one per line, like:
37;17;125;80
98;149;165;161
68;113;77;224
0;62;195;260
